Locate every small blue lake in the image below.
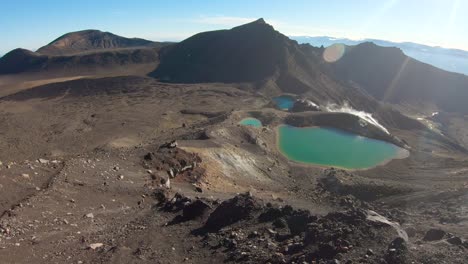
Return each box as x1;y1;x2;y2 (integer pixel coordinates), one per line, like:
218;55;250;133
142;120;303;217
239;118;262;127
273;96;295;110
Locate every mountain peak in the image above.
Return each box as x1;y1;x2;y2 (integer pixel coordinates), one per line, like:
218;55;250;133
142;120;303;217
151;19;292;83
230;18;276;33
254;18;266;24
36;30;156;56
50;29;106;42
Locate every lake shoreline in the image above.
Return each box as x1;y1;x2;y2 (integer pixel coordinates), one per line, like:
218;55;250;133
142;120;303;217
275;125;410;171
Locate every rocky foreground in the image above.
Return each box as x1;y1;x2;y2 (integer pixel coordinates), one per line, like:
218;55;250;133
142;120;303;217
0;141;467;264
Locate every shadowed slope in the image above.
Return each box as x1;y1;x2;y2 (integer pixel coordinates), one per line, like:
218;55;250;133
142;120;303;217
0;47;160;75
0;49;48;74
151;19;288;83
332;42;468;113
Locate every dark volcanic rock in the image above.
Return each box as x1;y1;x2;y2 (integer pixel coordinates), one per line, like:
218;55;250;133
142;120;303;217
182;199;212;220
389;237;407;251
286;210;317;235
259;207;284;222
317;243;339;259
446;236;463;246
423;228;446;241
204;193;262;231
385;237;408;264
153;188;171;205
196;193;410;263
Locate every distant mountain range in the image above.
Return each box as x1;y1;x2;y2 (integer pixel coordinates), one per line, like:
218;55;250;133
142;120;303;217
292;36;468;76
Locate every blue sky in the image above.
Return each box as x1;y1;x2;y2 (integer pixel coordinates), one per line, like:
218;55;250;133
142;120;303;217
1;0;467;55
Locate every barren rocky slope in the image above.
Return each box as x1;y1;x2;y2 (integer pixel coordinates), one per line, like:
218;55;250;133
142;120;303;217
36;30;161;56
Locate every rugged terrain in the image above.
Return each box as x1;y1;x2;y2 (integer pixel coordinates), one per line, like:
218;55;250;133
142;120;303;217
0;19;467;263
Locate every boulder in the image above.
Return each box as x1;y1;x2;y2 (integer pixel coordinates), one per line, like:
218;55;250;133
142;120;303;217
286;211;317;235
182;200;212;220
388;237;407;252
446;236;463;246
204;193;262;231
385;237;408;264
423;228;446;241
88;243;104;250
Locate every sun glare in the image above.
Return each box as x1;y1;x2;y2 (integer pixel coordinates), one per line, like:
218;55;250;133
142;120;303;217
323;43;346;63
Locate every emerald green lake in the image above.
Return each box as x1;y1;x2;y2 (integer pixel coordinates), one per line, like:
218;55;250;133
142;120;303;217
273;96;295;110
278;125;408;169
239;118;262;127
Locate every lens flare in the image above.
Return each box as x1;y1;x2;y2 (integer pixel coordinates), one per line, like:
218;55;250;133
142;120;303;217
323;43;346;63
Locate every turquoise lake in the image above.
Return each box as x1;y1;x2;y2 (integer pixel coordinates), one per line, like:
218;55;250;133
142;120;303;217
239;118;262;127
278;125;408;169
273;96;295;110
